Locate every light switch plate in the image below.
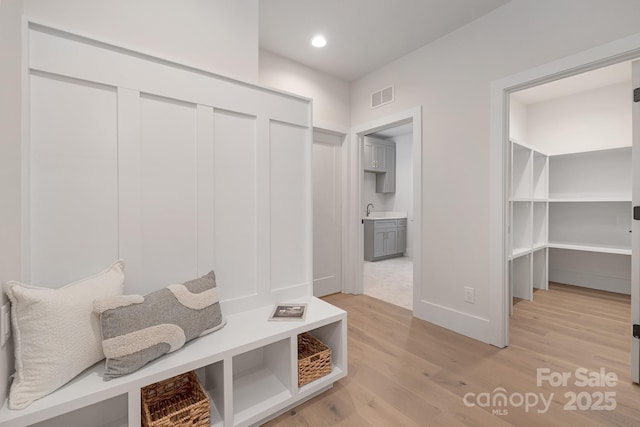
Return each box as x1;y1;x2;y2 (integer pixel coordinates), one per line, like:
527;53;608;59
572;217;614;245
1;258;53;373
1;302;10;347
464;287;475;304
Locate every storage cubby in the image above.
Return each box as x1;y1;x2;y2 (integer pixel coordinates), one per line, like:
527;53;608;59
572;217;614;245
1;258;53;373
549;248;631;294
549;147;631;200
30;394;127;427
532;248;548;290
511;142;532;200
299;322;346;392
196;361;225;427
511;254;532;301
532;202;547;249
548;201;631;252
532;151;548;200
511;201;531;257
232;339;292;425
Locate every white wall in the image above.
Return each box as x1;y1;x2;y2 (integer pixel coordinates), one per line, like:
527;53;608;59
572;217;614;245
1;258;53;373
349;0;640;342
527;82;631;154
23;0;259;83
1;0;262;406
0;0;23;407
259;49;350;127
509;99;528;144
363;172;393;214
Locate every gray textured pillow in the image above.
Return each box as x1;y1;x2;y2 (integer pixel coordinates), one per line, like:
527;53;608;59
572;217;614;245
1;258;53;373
94;271;225;380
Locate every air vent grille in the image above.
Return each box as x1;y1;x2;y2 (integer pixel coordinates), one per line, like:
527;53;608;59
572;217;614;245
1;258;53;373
370;85;394;109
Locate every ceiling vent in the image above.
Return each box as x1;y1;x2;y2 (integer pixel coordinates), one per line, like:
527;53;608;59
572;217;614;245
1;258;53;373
370;85;394;109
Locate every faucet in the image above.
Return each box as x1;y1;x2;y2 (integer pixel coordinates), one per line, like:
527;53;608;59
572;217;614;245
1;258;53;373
366;203;374;217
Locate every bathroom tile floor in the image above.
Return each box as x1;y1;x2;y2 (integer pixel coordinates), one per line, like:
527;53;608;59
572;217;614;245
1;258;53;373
363;256;413;310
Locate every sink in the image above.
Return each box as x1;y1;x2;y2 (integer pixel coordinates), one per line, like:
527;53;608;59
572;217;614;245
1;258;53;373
364;211;407;220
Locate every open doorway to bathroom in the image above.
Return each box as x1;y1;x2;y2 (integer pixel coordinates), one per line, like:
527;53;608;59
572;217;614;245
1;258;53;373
362;122;414;309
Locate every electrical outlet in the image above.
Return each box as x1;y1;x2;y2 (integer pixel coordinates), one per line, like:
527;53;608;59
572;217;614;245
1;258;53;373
1;302;10;347
464;287;475;304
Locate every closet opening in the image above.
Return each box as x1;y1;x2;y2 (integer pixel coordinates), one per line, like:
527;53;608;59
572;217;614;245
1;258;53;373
507;61;634;376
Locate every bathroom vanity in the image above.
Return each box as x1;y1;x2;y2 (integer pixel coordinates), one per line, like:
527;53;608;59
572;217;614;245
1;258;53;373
363;213;407;261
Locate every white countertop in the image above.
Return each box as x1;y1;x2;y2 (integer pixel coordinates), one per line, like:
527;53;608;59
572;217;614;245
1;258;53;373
363;211;407;220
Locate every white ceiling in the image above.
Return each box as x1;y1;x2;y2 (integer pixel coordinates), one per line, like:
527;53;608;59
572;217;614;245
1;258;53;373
511;61;632;105
259;0;511;82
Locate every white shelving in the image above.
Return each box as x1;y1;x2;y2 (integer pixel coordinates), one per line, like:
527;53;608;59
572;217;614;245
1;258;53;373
509;143;632;300
511;201;532;256
0;297;347;427
509;141;548;301
532;202;547;248
548;201;631;252
549;147;631;200
511;142;532;200
511;253;532;300
232;339;292;426
532;151;548;200
532;249;548;290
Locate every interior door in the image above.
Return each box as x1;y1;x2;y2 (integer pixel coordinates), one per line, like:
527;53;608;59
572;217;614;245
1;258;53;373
312;129;343;297
631;60;640;383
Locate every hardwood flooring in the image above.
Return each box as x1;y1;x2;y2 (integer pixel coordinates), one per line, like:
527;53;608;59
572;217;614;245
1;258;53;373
264;283;640;426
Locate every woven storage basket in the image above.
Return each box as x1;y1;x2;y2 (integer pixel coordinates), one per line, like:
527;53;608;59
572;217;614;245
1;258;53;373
298;332;332;387
141;371;210;427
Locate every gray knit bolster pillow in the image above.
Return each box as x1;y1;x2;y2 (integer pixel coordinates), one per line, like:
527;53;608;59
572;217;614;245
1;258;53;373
94;271;225;380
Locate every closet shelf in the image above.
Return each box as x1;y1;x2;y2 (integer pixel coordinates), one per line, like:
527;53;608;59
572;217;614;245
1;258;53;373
547;241;631;255
548;197;631;203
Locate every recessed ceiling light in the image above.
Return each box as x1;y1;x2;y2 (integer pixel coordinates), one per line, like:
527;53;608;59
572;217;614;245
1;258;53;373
311;35;327;48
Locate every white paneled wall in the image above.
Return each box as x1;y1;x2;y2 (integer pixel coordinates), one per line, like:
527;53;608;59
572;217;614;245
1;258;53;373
24;23;312;314
29;74;119;285
269;122;310;290
213;110;258;301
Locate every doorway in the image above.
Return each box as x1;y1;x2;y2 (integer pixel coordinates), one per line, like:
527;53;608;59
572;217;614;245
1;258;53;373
490;33;640;381
362;122;414;309
347;106;422;314
506;62;634;379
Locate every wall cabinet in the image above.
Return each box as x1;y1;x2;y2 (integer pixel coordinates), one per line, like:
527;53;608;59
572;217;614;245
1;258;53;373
508;141;631;303
363;137;387;172
363;137;396;193
364;218;407;261
376;144;396;193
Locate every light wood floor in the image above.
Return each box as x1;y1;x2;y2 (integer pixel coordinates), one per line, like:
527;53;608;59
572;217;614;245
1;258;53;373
265;283;640;426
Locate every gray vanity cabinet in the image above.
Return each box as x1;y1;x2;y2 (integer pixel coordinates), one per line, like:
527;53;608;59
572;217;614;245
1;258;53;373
365;218;407;261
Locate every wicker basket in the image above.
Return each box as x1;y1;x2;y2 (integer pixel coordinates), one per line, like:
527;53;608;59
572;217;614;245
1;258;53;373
141;371;210;427
298;332;332;387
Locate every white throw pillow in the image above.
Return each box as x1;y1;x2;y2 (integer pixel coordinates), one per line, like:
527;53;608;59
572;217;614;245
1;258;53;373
3;260;125;409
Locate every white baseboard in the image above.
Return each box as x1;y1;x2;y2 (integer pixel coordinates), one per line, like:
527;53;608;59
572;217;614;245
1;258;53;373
549;268;630;295
413;298;492;344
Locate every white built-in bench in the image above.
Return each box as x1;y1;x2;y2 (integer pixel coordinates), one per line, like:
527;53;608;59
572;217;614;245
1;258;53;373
0;297;347;427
